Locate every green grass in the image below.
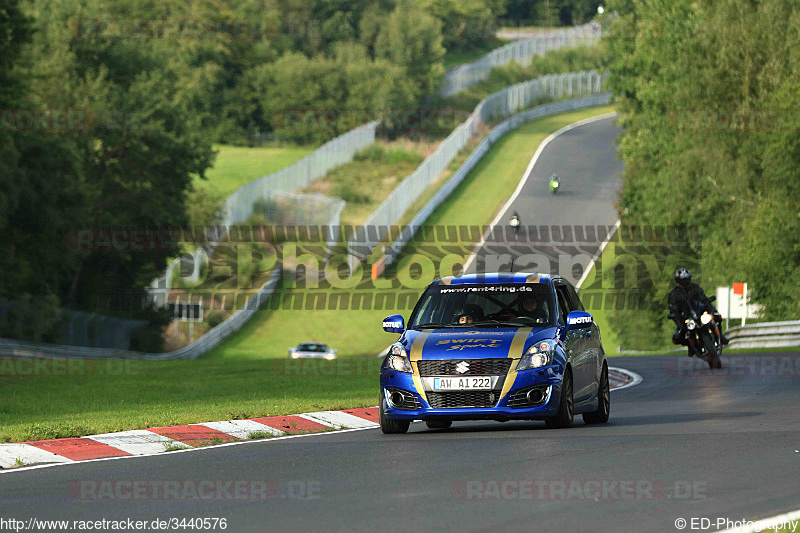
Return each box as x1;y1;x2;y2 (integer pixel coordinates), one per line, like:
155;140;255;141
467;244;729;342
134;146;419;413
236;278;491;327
197;144;313;198
0;357;380;443
205;106;617;361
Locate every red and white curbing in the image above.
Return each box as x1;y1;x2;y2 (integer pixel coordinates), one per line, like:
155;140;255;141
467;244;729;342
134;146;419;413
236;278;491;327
0;407;380;471
609;367;642;391
1;369;642;470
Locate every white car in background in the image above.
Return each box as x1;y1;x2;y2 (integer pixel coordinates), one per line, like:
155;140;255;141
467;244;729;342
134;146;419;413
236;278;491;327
288;342;337;360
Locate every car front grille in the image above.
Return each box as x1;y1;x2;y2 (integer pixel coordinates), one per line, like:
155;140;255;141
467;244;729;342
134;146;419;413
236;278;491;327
427;390;500;409
417;359;513;376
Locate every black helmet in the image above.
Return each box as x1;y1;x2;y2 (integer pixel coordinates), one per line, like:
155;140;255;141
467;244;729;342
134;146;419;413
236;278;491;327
674;268;691;286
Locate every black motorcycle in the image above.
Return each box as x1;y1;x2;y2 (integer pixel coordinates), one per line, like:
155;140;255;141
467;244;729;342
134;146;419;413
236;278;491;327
673;296;724;369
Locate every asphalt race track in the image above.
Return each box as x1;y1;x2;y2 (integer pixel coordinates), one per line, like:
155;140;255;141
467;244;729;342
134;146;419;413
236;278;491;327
2;116;798;532
2;353;798;532
465;114;623;277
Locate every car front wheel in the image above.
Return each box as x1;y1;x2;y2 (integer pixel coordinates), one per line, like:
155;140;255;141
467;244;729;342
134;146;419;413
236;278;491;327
379;393;410;434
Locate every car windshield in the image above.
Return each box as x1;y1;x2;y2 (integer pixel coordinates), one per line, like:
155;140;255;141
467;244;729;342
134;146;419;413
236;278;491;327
409;284;555;329
297;343;327;352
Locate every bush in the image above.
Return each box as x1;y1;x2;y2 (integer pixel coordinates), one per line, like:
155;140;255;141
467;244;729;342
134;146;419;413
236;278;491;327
353;145;386;162
206;310;226;328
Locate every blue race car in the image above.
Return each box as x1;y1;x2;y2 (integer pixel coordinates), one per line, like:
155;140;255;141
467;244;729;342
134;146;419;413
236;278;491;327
379;272;610;433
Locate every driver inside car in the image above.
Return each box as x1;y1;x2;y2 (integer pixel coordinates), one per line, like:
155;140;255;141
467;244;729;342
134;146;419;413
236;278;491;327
511;293;549;324
455;304;484;325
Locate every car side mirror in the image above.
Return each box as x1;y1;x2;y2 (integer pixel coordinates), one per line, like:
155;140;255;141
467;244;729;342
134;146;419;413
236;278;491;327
566;310;593;330
382;314;405;333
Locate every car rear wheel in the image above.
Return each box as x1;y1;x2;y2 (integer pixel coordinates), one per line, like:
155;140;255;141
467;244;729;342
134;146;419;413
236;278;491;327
545;368;574;429
379;393;410;434
425;420;452;430
583;363;610;424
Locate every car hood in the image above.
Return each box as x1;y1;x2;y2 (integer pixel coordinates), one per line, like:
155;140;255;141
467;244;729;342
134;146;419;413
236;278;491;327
399;327;559;360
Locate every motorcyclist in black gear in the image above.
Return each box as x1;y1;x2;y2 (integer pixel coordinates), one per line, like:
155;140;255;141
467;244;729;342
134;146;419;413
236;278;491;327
668;268;729;355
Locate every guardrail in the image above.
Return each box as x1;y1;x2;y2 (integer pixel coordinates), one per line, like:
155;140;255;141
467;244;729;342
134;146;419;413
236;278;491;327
149;122;379;303
440;23;601;97
348;70;606;266
724;320;800;349
0;265;282;360
382;94;612;268
218;122;379;230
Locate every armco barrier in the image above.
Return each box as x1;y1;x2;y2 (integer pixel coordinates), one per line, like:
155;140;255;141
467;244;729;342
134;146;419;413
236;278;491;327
724;320;800;349
382;94;612;268
149;122;378;302
440;23;601;97
0;265;282;360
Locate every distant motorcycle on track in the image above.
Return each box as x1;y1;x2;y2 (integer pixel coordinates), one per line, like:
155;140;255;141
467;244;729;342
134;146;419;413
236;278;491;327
549;173;560;194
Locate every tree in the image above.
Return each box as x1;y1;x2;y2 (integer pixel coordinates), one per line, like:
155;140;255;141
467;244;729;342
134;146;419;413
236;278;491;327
604;0;800;348
375;1;446;102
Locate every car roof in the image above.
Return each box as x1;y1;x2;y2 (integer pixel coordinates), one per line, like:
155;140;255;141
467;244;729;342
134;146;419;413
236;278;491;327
430;272;560;286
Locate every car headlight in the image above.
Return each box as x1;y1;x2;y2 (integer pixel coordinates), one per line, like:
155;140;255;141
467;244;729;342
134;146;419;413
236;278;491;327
386;343;412;373
516;341;553;371
700;312;713;325
291;352;299;359
325;353;336;360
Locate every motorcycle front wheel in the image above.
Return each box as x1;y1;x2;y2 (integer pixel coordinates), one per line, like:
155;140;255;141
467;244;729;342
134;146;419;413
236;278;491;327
701;332;722;369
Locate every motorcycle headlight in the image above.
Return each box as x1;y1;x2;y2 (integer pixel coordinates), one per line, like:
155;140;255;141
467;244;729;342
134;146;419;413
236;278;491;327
686;319;697;330
700;312;713;325
516;341;553;371
386;343;412;373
